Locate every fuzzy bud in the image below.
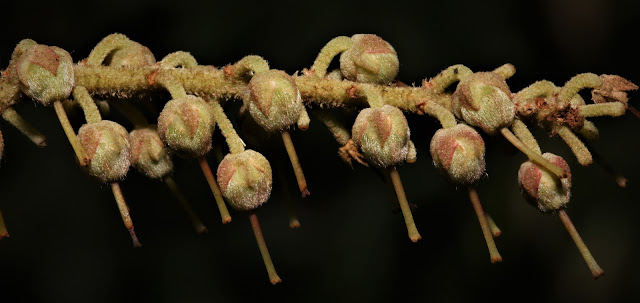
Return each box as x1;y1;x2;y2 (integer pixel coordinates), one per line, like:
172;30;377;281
430;124;485;185
106;41;155;67
244;70;304;132
78;121;131;183
518;153;572;213
157;95;215;158
16;44;74;105
340;34;399;84
352;105;411;167
129;127;173;179
216;150;272;211
452;72;515;134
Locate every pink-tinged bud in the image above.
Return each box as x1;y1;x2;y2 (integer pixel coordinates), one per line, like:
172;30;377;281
78;121;131;183
452;72;515;134
518;153;572;213
351;105;410;167
340;34;399;84
244;70;305;132
15;44;74;105
106;41;155;67
129;127;173;179
216;150;272;211
157;95;215;158
430;124;485;185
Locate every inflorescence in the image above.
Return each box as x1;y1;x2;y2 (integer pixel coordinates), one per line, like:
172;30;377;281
0;33;637;283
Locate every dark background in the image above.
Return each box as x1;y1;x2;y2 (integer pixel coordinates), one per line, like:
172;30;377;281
1;0;639;302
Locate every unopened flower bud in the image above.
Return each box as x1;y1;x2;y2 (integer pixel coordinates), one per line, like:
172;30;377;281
216;150;272;211
430;124;485;185
352;105;410;167
340;34;399;84
78;121;131;183
129;127;173;179
16;44;74;105
244;70;305;132
106;41;155;67
518;153;572;213
157;95;215;158
452;72;515;134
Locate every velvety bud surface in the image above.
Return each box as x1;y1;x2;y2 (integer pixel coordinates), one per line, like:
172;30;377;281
340;34;399;84
129;127;173;179
106;41;155;67
16;44;74;105
216;150;272;211
452;72;515;134
430;124;485;185
78;121;131;183
244;70;304;132
157;95;215;158
352;105;410;167
518;153;572;213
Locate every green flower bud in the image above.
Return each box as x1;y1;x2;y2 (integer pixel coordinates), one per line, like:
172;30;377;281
16;44;75;105
157;95;215;158
106;41;155;67
518;153;572;213
129;127;173;179
78;121;131;183
340;34;399;84
452;72;515;134
430;124;485;185
244;70;304;132
216;150;272;211
351;105;410;167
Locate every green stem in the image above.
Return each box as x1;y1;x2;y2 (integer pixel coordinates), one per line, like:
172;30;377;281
1;106;47;147
388;166;421;243
72;86;102;124
468;186;502;263
110;182;142;248
557;209;604;279
198;156;232;224
281;130;309;197
310;36;353;78
53;100;88;166
209;100;245;154
249;211;281;285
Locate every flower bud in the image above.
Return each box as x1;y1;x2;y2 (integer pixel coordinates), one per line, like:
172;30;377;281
16;44;74;105
216;150;272;211
340;34;399;84
430;124;485;185
518;153;572;213
244;70;305;132
157;95;215;158
106;41;155;67
78;121;131;183
452;72;515;134
351;105;410;167
129;127;173;179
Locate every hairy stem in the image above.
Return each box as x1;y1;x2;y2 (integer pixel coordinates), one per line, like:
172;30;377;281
310;36;353;78
72;86;102;124
209;101;245;154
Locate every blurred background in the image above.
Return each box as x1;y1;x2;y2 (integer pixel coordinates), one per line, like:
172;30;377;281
0;0;639;302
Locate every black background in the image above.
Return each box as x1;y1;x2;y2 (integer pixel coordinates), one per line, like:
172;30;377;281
1;0;639;302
